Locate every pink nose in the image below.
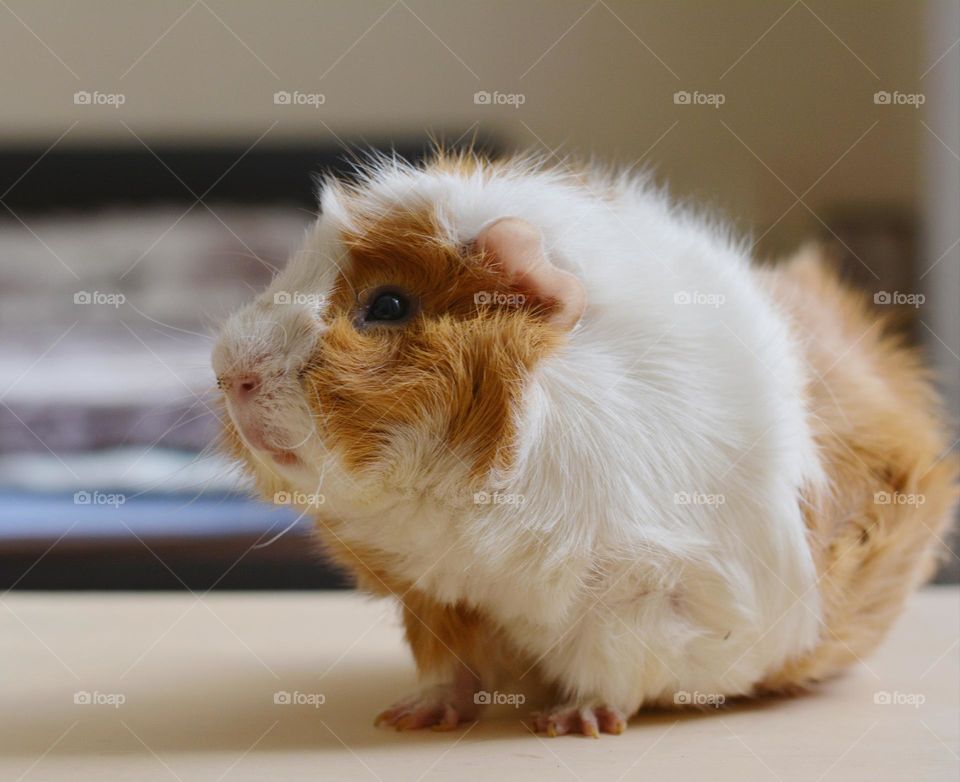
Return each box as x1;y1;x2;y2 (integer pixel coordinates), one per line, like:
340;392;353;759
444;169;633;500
226;373;261;404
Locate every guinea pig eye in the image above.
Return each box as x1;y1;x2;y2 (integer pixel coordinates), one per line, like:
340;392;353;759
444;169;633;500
363;288;413;324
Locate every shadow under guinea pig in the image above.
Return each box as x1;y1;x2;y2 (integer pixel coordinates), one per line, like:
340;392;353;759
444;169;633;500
3;657;811;758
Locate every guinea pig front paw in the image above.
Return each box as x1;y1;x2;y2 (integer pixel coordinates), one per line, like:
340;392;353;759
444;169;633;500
532;703;628;738
374;684;479;732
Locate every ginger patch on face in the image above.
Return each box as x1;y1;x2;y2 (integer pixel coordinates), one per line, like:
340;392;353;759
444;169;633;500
301;207;562;481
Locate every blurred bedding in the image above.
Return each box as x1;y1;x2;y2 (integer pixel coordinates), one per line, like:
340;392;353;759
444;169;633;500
0;205;316;572
0;205;306;460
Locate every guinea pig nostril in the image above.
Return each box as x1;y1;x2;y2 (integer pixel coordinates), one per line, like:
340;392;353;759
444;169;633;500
229;374;261;401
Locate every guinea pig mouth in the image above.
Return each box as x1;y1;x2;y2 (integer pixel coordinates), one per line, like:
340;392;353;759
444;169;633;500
244;434;302;466
247;439;303;468
227;410;304;467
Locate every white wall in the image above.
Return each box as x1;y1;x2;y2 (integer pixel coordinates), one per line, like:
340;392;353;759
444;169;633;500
0;0;931;257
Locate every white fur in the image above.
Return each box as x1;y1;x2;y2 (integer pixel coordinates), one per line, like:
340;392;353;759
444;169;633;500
213;158;824;714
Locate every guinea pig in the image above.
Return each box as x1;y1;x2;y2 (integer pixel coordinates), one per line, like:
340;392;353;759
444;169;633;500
212;152;957;737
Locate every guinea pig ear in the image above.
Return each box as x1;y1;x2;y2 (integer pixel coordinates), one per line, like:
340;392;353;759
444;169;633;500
475;217;586;332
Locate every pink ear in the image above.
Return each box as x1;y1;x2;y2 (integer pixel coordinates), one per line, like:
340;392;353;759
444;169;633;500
475;218;586;331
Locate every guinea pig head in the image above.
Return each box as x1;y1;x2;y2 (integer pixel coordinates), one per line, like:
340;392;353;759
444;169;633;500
213;203;585;501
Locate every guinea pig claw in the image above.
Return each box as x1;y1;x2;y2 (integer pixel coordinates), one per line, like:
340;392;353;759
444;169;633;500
535;704;627;737
430;704;460;731
374;704;407;727
596;706;627;735
394;715;418;731
375;685;475;732
579;708;600;739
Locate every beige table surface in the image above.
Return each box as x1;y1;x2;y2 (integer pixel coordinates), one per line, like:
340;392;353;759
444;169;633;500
1;587;956;781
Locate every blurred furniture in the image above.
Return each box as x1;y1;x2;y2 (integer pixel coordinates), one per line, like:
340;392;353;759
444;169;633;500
820;206;922;344
0;137;493;589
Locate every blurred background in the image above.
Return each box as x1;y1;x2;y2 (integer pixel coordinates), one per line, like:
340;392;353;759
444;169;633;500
0;0;957;588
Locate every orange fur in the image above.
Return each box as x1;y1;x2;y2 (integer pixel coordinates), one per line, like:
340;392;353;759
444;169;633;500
303;208;561;479
321;528;535;690
216;198;557;690
758;248;958;691
297;204;563;691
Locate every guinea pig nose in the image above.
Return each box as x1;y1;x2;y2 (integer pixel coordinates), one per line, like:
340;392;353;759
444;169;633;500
228;373;261;403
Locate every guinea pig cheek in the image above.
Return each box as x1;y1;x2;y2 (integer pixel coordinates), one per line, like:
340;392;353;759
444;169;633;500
298;319;408;470
302;311;559;488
